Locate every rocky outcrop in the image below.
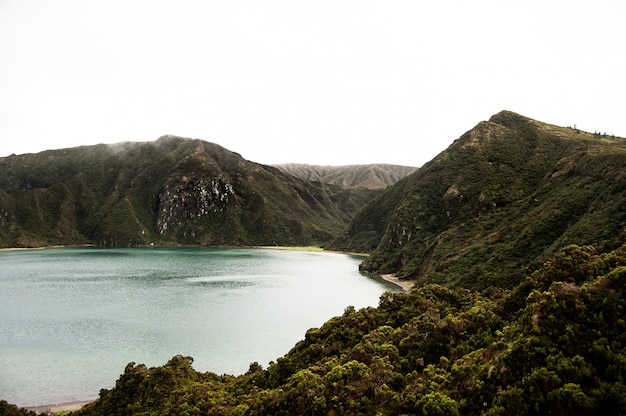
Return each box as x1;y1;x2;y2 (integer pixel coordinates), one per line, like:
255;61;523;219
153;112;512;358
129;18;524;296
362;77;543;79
157;177;235;236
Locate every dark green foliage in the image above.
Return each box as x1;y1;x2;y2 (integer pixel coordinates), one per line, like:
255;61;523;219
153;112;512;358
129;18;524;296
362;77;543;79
334;175;411;252
62;238;626;415
0;401;37;416
76;356;245;416
336;111;626;289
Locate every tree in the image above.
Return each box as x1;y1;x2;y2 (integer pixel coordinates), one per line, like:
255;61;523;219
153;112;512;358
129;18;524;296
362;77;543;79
416;392;459;416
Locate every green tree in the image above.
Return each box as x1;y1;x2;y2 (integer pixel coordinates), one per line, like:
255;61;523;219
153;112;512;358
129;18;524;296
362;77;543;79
416;392;459;416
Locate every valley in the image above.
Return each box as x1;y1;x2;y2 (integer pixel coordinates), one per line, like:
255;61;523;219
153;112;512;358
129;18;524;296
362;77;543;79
2;110;626;415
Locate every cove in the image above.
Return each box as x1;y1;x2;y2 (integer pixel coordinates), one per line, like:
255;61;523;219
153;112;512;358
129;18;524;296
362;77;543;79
0;246;398;407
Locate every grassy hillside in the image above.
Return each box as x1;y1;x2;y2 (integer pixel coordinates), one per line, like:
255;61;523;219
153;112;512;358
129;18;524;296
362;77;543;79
334;111;626;289
0;137;351;248
273;163;417;190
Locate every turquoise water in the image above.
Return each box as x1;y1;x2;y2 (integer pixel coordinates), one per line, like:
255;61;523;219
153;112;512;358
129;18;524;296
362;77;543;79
0;247;396;407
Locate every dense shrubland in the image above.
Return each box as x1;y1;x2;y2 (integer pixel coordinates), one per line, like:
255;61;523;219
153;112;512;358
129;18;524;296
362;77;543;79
69;237;626;415
0;401;37;416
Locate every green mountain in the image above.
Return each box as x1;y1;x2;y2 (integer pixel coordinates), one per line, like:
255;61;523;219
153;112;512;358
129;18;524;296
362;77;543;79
0;136;355;248
272;163;417;190
335;111;626;290
4;111;626;415
271;163;418;237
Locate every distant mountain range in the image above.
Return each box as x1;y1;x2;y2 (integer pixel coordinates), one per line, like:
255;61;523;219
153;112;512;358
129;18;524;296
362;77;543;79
272;163;417;189
0;137;413;248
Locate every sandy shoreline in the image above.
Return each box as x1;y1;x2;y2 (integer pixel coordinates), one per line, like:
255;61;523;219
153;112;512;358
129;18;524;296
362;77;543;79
1;244;367;256
0;246;62;251
380;273;413;292
0;244;95;252
25;400;93;414
255;245;369;256
256;246;413;292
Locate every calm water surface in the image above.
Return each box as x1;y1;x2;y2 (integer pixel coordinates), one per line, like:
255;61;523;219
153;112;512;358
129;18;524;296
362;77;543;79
0;247;396;406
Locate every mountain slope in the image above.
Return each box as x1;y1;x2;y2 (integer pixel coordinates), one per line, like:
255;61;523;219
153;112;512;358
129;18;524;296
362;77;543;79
334;111;626;289
0;136;350;248
273;163;417;189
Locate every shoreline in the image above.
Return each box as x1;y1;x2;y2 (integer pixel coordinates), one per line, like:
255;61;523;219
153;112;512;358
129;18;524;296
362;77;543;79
0;245;68;252
25;400;94;414
380;273;413;292
0;244;96;252
1;244;368;256
2;244;408;292
255;245;369;257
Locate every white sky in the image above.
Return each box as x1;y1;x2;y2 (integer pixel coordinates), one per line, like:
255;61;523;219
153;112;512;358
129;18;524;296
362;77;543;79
1;1;624;167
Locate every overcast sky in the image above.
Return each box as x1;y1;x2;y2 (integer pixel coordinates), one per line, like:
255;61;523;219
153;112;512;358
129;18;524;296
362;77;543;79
1;1;624;167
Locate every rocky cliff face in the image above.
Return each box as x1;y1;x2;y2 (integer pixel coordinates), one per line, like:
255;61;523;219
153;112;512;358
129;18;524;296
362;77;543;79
157;176;235;236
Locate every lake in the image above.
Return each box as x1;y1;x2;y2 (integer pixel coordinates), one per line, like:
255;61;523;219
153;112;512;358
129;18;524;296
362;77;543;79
0;246;397;407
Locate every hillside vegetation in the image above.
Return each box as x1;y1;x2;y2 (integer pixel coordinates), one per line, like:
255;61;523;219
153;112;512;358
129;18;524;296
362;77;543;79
3;111;626;415
65;236;626;415
0;137;365;248
273;163;417;190
334;111;626;290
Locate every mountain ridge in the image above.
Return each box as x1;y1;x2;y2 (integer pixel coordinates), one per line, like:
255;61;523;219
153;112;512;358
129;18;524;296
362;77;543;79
333;110;626;289
272;163;417;189
0;136;358;248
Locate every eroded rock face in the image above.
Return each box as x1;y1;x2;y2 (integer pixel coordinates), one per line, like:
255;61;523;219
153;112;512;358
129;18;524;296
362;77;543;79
157;176;235;235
